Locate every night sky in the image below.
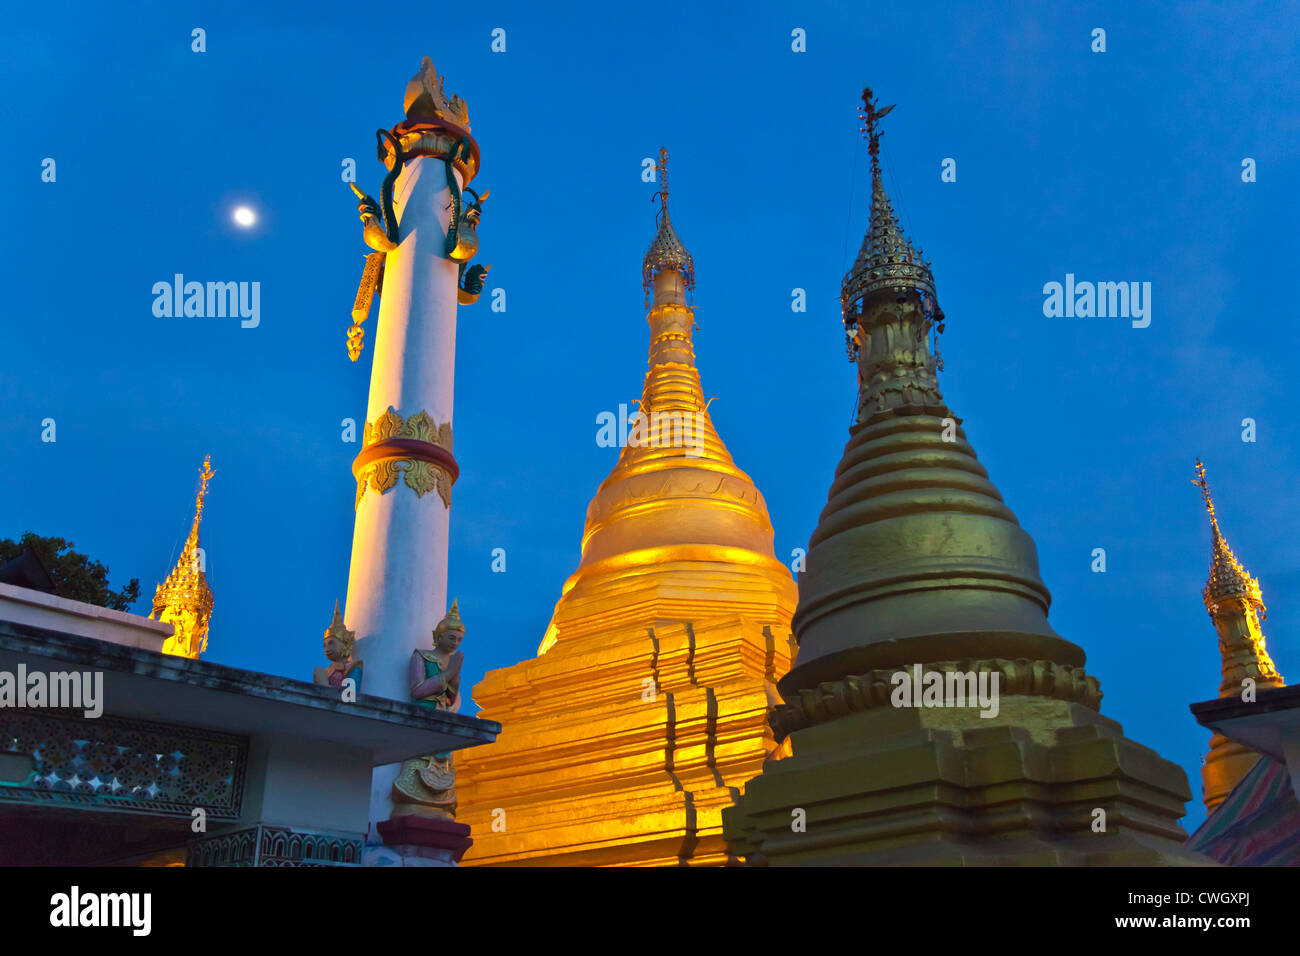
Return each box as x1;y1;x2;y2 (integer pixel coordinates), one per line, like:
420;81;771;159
4;1;1297;833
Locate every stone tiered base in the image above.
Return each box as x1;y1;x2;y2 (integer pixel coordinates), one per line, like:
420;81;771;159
457;615;792;866
722;699;1215;866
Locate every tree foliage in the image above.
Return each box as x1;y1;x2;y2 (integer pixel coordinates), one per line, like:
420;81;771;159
0;532;141;611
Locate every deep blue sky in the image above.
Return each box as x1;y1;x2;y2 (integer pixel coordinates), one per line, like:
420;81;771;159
3;1;1297;832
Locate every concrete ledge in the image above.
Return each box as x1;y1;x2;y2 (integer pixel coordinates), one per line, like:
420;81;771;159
0;582;171;651
0;618;500;765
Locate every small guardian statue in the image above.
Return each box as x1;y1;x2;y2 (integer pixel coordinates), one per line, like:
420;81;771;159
391;600;466;819
313;600;364;693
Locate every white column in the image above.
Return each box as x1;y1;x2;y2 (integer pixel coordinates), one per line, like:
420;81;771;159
343;153;462;829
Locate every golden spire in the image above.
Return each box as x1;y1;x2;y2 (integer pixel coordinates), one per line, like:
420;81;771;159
1191;460;1283;811
1190;460;1284;811
642;147;695;305
537;160;795;654
1191;460;1282;692
1192;460;1268;620
152;456;215;659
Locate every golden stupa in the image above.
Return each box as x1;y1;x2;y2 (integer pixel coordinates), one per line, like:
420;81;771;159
152;455;215;659
722;91;1210;865
456;150;799;865
1192;460;1284;810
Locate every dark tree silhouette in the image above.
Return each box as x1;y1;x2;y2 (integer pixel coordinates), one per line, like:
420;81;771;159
0;532;140;611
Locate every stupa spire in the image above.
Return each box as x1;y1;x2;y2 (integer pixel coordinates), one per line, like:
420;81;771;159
781;89;1076;694
152;455;215;659
1193;460;1273;630
642;148;695;306
1190;460;1284;810
455;154;796;866
534;153;793;655
843;90;936;317
841;89;945;422
723;90;1205;865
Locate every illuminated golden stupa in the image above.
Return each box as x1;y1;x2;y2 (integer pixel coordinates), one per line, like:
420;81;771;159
1192;460;1284;810
456;150;798;865
151;455;215;659
722;91;1210;865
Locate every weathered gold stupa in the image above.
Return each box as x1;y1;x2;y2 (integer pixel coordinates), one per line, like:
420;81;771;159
722;91;1210;865
456;151;799;865
1192;460;1285;810
151;455;215;659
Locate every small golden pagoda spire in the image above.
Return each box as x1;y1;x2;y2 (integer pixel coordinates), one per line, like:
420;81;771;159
1191;459;1284;810
152;456;215;659
1191;461;1283;692
1193;460;1272;630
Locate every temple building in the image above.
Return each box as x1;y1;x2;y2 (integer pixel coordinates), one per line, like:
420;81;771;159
721;90;1209;865
0;463;498;866
455;150;799;865
150;455;215;659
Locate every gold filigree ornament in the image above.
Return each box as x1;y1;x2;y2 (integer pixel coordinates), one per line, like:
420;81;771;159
354;406;454;509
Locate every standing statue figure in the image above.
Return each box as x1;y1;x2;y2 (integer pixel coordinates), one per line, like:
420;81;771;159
391;600;466;819
313;599;364;692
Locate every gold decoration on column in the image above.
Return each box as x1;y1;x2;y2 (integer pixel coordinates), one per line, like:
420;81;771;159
455;151;799;865
152;456;215;660
1192;460;1285;810
354;407;454;508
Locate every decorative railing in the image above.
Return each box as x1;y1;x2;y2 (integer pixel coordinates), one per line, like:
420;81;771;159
0;711;246;819
187;824;364;867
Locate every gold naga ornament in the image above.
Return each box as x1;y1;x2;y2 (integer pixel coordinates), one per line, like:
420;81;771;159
345;57;491;362
152;455;215;659
353;406;454;509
